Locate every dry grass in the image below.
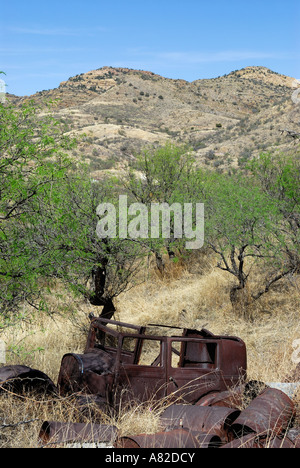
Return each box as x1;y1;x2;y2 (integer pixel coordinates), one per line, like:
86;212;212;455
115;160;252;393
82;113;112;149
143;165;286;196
0;253;299;447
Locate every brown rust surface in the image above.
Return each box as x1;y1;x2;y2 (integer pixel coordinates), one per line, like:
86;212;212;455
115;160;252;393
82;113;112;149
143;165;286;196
38;421;118;447
58;318;247;406
115;428;222;449
159;404;240;442
231;387;296;437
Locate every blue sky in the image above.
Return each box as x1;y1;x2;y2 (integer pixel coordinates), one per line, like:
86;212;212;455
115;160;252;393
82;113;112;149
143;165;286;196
1;0;299;96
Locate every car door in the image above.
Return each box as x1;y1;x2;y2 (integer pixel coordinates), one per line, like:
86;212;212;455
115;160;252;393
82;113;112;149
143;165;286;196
115;337;168;404
166;337;222;403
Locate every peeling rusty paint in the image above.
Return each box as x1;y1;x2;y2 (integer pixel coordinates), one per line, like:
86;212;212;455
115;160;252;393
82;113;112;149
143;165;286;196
0;365;57;395
57;318;247;407
230;387;296;438
159;404;240;442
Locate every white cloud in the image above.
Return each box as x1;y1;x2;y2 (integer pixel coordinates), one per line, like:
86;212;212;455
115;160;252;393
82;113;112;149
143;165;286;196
7;26;108;36
0;47;86;55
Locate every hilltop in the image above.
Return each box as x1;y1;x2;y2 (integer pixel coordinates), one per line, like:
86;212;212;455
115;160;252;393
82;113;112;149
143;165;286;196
12;65;300;176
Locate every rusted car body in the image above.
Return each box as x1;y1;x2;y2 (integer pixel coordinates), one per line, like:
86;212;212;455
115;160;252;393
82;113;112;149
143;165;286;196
2;317;299;448
57;318;247;407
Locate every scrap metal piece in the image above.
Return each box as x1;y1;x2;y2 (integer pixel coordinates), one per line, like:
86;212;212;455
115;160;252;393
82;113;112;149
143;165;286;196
38;421;118;448
220;434;262;449
115;428;221;449
196;387;245;408
221;434;298;449
230;387;296;438
57;351;114;395
196;381;266;409
159;404;240;442
0;365;57;395
266;436;296;449
286;429;300;448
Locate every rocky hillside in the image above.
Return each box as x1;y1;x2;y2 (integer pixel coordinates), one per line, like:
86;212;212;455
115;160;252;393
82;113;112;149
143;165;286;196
13;65;300;177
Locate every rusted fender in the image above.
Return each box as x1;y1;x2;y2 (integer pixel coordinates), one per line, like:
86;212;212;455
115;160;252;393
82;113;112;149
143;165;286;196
230;387;296;438
196;381;267;408
159;404;240;442
196;387;245;408
115;428;222;449
38;421;118;447
0;365;57;395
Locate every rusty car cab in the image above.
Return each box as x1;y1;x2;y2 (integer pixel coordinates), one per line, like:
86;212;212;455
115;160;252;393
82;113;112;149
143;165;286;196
57;318;247;407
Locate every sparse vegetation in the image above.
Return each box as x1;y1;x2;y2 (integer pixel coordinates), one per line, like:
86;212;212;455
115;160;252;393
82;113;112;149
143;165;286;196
1;66;299;448
0;255;299;447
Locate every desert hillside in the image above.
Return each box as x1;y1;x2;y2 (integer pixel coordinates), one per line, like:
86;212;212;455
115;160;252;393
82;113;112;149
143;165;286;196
11;65;300;177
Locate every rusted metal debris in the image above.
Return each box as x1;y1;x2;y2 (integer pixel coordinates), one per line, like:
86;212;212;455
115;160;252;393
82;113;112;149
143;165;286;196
159;404;240;443
195;380;267;409
117;388;299;449
0;319;247;404
0;318;299;448
286;429;300;448
115;429;222;449
195;387;245;409
220;433;262;449
0;365;56;395
57;318;247;407
220;434;296;449
38;421;118;448
230;387;296;438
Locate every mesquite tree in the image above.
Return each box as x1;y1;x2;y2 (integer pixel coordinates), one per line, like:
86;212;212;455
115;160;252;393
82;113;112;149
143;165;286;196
0;98;76;320
121;142;197;273
28;168;144;318
0;98;143;323
201;161;299;315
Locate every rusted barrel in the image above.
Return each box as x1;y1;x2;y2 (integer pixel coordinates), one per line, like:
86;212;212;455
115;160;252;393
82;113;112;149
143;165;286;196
159;404;240;442
0;365;57;395
115;429;222;448
38;421;118;447
230;388;296;438
57;351;114;395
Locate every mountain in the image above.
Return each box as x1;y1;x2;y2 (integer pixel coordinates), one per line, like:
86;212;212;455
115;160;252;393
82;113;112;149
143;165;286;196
12;66;300;177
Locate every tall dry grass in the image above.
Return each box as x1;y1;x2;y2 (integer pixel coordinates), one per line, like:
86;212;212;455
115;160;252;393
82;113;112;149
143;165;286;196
0;252;299;447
